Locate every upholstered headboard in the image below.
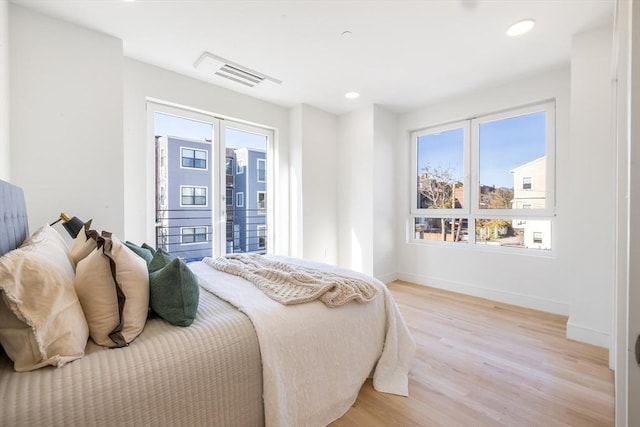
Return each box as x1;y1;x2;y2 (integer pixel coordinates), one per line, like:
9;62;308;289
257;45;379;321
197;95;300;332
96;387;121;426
0;180;29;257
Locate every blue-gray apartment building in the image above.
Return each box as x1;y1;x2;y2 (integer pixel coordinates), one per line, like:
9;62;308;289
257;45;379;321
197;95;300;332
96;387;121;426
156;136;266;260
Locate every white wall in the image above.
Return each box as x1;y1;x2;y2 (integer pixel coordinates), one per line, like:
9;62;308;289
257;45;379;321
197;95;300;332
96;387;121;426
289;104;338;263
123;58;291;254
567;25;615;348
396;67;571;315
10;5;124;236
0;0;9;181
337;107;375;275
373;106;397;282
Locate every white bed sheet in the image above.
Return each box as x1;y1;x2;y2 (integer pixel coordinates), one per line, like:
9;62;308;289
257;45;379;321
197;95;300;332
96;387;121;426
190;256;415;427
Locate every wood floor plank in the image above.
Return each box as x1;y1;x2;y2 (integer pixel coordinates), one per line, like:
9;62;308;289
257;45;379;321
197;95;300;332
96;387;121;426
330;281;614;427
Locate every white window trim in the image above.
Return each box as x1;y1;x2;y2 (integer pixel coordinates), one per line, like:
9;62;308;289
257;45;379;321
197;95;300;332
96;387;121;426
409;100;556;253
179;185;208;208
180;146;209;171
180;226;208;245
257;225;266;249
236;158;245;174
257;191;266;214
410;120;470;217
236;192;244;208
470;101;556;218
257;158;266;183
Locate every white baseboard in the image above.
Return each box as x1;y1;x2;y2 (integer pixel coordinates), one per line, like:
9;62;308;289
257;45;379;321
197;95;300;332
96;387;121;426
375;271;399;285
566;320;610;349
397;272;570;316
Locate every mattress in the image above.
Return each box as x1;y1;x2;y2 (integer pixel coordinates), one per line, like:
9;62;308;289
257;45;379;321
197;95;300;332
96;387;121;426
0;288;264;427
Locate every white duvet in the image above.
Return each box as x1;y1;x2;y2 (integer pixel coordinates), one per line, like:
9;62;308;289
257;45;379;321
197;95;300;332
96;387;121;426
189;256;415;427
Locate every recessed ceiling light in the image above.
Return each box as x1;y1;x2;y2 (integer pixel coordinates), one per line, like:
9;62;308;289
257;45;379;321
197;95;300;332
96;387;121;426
345;92;360;99
506;19;535;37
341;30;353;39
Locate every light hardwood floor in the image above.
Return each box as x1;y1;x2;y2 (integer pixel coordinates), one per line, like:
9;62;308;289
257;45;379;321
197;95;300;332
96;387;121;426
330;281;614;427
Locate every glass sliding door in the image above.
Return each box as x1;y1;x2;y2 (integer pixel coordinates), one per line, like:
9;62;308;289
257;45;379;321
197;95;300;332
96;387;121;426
149;102;274;260
221;121;272;255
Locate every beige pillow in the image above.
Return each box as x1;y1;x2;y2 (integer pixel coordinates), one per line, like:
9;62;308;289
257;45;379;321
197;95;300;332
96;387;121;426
0;224;89;371
75;233;149;347
70;220;98;265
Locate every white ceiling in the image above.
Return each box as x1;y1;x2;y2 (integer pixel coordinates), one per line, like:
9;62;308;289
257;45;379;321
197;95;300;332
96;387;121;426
11;0;615;115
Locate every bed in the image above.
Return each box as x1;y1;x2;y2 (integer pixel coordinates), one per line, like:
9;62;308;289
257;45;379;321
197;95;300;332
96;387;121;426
0;179;415;427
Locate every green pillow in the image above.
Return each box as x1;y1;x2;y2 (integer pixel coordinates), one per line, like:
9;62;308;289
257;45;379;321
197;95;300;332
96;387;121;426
149;258;199;327
141;243;156;255
148;248;174;273
124;241;153;265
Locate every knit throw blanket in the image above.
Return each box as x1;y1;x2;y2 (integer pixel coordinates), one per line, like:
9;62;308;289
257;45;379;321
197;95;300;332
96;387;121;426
204;254;379;307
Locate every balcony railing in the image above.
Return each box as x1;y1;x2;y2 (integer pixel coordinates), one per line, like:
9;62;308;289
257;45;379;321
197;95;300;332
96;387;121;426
155;208;267;261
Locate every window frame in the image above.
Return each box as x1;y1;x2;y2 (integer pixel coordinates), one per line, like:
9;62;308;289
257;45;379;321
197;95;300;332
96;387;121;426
410;120;470;217
180;146;208;170
257;158;266;183
180;185;208;207
470;101;555;218
409;100;556;252
257;225;266;249
180;226;208;245
236;191;244;208
257;191;266;214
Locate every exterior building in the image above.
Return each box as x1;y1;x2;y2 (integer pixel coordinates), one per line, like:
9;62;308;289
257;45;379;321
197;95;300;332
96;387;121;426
156;136;213;261
157;136;266;260
511;156;550;250
231;147;267;253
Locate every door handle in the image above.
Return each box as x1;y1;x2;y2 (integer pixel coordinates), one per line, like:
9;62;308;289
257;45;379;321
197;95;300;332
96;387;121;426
636;334;640;365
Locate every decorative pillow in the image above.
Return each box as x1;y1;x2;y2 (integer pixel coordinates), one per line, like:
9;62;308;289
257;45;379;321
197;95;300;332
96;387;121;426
141;243;156;255
70;220;98;265
124;241;153;265
75;233;149;348
148;247;174;273
0;224;89;371
149;258;199;327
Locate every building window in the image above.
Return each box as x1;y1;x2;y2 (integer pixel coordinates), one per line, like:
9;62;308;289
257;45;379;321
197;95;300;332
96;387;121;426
181;227;208;244
257;159;266;182
257;191;266;214
181;147;207;169
236;192;244;208
411;101;555;251
226;188;233;206
226;157;234;176
181;186;207;206
533;231;543;244
236;159;245;174
257;225;266;249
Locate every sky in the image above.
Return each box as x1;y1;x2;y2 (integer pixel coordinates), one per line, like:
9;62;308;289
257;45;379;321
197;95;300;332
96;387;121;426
417;111;546;189
154;112;267;150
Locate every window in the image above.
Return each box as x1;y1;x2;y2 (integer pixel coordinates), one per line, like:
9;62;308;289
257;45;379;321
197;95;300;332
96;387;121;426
257;159;266;182
257;225;266;249
181;186;207;206
181;227;208;244
226;157;234;176
411;101;555;251
257;191;266;214
181;147;207;169
236;192;244;208
533;232;543;244
226;188;233;206
236;159;245;174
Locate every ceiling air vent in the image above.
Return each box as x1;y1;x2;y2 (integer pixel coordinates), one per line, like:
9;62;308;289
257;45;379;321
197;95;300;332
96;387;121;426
193;52;282;88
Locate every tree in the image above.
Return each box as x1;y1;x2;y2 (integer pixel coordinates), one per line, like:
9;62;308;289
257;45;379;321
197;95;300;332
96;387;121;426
419;164;462;241
476;186;514;240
